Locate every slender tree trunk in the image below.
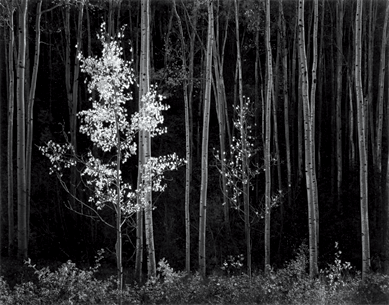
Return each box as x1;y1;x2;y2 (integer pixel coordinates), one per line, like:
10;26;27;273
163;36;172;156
134;0;144;281
7;7;15;258
316;0;325;176
26;0;43;244
376;3;389;177
233;0;251;277
274;18;284;257
264;0;273;274
114;109;123;297
377;3;389;265
186;0;198;274
279;0;291;207
212;5;230;228
336;0;343;204
298;0;319;279
140;0;156;278
385;3;389;275
16;0;28;260
310;0;319;269
273;24;282;196
199;0;213;277
348;71;355;167
254;27;261;207
172;0;192;273
386;40;389;273
0;20;5;274
63;0;78;209
355;0;371;280
135;206;144;280
367;1;376;169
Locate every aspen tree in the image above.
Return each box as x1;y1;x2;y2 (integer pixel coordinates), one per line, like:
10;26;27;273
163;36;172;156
0;19;4;275
26;0;47;243
140;0;156;278
311;0;319;264
41;23;182;291
298;0;319;279
367;1;377;168
16;0;28;260
172;0;199;273
376;3;389;260
385;3;389;275
213;2;230;227
336;0;343;203
279;0;291;207
355;0;371;280
316;0;325;176
233;0;251;277
199;0;213;277
264;0;272;274
376;2;389;176
386;46;389;273
7;3;15;257
63;0;84;211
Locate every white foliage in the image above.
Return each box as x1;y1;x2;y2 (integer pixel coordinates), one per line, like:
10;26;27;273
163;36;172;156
40;22;184;217
214;97;261;209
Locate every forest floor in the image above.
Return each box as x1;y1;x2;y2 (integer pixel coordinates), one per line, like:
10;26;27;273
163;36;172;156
0;252;388;305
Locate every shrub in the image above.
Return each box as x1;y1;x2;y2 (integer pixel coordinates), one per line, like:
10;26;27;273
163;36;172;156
15;260;116;304
140;258;189;304
5;249;127;305
0;277;13;304
353;272;389;304
220;254;244;276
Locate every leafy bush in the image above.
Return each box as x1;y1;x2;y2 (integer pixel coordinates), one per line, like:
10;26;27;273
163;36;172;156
1;246;388;304
2;250;135;305
0;277;13;304
353;272;389;304
220;254;244;276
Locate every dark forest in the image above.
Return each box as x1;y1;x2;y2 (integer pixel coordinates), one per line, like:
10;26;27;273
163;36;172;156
0;0;389;303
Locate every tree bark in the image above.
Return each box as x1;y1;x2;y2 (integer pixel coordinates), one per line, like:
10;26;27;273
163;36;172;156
7;5;15;258
355;0;371;280
16;0;28;260
140;0;156;278
172;0;192;273
298;0;319;279
336;0;343;204
279;0;291;207
199;0;213;277
264;0;273;272
213;3;230;228
264;0;273;274
26;0;43;245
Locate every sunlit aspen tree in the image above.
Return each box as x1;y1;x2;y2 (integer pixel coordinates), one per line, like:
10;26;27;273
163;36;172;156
40;24;182;291
355;0;371;280
233;0;251;278
214;97;261;277
199;0;213;278
297;0;319;279
139;0;156;279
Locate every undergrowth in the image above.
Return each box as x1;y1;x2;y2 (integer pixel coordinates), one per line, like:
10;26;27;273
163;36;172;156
0;244;388;304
